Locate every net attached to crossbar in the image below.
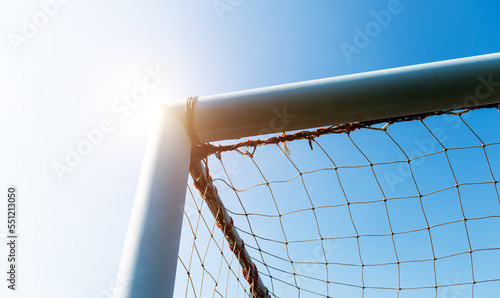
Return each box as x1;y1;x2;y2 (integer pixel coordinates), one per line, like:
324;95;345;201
175;103;500;298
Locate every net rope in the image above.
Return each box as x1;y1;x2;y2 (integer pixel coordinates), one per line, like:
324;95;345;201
176;103;500;297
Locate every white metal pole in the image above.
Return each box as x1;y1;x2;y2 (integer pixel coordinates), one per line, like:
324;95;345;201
114;107;191;298
167;52;500;143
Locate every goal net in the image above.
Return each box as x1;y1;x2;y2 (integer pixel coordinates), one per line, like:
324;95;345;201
174;103;500;298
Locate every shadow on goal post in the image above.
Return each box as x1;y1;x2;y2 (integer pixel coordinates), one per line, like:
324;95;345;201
114;53;500;298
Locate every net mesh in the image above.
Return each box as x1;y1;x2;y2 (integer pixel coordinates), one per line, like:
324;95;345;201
175;104;500;298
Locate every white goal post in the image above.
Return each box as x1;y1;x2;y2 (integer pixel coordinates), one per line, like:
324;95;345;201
114;53;500;297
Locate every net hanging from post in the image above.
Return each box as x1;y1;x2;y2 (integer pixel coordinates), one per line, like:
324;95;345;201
174;103;500;298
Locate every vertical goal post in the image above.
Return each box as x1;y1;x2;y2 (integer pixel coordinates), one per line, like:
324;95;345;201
114;52;500;298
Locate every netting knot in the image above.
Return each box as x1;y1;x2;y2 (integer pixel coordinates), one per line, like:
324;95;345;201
307;136;315;150
215;145;222;160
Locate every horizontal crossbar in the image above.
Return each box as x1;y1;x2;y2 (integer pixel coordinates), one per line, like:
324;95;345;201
167;52;500;143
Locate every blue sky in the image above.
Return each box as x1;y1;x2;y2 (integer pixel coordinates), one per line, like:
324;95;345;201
1;0;500;297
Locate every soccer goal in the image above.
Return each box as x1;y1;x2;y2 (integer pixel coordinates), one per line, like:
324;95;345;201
114;53;500;298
